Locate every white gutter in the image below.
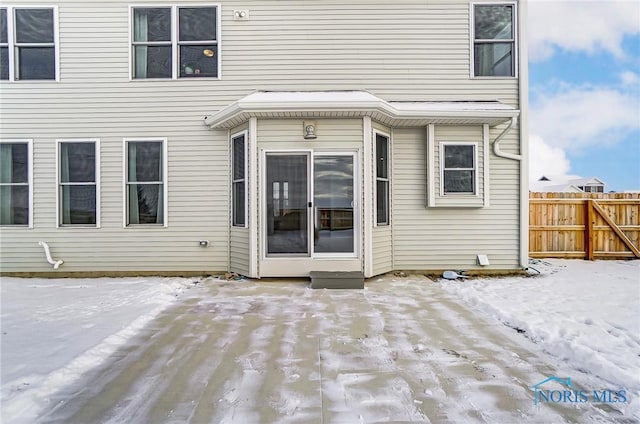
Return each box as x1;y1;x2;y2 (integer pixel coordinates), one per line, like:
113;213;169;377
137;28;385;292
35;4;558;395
38;241;64;269
204;91;519;129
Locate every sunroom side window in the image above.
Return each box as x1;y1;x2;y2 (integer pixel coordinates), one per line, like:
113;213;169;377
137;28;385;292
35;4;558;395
0;142;29;225
473;3;515;77
232;133;246;227
375;133;390;225
59;141;98;226
442;143;477;195
131;5;218;79
126;140;165;225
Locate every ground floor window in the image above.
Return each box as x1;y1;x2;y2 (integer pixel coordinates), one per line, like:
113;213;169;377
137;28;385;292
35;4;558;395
125;139;166;226
0;141;30;225
58;140;98;226
441;143;477;195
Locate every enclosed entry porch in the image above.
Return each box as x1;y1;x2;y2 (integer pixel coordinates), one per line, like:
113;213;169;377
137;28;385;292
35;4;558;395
204;91;520;278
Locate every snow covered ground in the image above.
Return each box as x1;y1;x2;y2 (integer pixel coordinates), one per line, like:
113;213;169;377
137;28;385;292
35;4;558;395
439;259;640;416
0;276;198;421
1;259;638;423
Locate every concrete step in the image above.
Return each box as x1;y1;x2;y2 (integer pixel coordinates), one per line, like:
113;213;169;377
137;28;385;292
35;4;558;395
309;271;365;289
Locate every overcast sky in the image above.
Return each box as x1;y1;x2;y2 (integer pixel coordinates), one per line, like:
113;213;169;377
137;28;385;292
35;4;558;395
527;0;640;191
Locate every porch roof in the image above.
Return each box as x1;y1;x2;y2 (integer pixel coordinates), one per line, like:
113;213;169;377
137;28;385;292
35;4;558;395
203;91;520;129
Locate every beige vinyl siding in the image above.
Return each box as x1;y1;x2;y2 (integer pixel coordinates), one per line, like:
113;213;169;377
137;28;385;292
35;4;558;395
0;129;230;273
257;119;363;147
229;228;250;276
393;126;520;270
0;0;521;274
372;228;393;274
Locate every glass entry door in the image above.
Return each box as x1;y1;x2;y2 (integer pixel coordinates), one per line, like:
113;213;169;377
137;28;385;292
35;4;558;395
265;152;356;257
313;155;355;254
266;154;309;255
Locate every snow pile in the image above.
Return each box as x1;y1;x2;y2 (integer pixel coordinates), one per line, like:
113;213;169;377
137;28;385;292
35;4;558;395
439;259;640;413
0;276;196;421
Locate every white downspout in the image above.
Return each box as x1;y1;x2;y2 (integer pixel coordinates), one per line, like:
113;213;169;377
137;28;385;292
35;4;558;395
38;241;64;269
491;116;527;270
492;117;520;161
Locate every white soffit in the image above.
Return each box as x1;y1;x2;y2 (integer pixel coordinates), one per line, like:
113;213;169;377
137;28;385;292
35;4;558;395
204;91;520;129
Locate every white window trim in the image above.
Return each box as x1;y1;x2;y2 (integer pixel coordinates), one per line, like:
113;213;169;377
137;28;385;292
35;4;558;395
128;3;222;81
122;138;168;228
439;141;479;197
1;5;60;82
231;130;248;228
56;138;101;228
469;1;518;79
373;130;390;227
0;139;33;228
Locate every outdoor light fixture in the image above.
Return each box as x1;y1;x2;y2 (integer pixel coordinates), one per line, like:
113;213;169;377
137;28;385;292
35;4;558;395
234;10;249;20
303;121;317;140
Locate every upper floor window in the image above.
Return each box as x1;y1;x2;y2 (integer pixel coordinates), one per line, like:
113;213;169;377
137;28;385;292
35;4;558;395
125;139;167;226
472;3;516;77
58;140;99;226
441;143;477;195
579;185;604;193
231;132;246;227
375;132;390;225
131;5;219;79
0;7;58;81
0;141;31;226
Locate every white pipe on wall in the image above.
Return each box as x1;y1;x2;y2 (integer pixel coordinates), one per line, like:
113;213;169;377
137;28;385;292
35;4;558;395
38;241;64;269
493;117;521;161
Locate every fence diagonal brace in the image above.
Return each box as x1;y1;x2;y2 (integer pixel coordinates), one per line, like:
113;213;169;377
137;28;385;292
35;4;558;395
592;201;640;258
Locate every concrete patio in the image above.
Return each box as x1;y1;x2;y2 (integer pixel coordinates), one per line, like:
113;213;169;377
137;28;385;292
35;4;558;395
36;275;602;423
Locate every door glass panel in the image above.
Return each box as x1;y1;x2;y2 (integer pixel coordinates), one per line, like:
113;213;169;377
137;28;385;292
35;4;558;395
313;155;354;253
266;155;308;255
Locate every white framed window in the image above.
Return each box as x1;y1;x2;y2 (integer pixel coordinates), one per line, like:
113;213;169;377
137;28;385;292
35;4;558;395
471;2;517;78
124;139;167;226
57;140;99;227
0;140;32;226
375;132;390;226
130;5;220;79
231;131;247;227
580;185;604;193
0;6;59;81
440;142;478;196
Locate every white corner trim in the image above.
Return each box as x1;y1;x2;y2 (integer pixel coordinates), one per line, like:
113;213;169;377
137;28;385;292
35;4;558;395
427;124;435;208
518;0;530;269
28;140;34;228
483;124;490;207
248;117;259;278
363;116;374;278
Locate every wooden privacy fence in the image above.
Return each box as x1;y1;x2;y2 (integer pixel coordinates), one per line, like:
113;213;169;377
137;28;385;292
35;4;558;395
529;192;640;260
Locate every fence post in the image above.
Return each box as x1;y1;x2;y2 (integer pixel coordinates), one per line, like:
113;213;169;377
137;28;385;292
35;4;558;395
585;199;594;260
